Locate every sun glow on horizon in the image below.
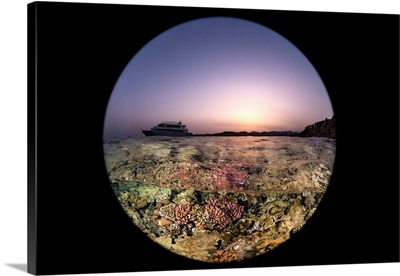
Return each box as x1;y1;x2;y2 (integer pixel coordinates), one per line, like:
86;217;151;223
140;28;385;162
229;105;266;130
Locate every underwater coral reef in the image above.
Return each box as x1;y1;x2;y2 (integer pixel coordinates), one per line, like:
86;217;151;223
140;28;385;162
103;136;335;262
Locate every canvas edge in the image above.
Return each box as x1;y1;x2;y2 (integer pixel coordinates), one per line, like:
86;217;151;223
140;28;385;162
27;1;38;275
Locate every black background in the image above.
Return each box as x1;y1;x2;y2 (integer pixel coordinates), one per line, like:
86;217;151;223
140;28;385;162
28;2;399;275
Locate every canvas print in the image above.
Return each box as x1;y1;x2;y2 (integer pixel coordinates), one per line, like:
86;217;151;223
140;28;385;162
28;1;399;275
102;17;336;262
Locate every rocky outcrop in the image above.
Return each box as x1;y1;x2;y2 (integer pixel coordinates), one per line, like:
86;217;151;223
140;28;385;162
298;116;336;139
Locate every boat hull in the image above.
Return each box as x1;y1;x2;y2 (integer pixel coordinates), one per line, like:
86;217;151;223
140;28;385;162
142;130;193;137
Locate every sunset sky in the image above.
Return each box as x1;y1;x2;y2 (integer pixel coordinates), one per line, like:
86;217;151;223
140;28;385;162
103;17;334;139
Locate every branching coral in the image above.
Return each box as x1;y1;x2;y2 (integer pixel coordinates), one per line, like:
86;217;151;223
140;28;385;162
205;198;245;229
205;204;231;229
174;197;245;230
175;203;191;225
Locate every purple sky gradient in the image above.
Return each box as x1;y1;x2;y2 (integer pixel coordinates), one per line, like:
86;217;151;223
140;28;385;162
103;17;333;139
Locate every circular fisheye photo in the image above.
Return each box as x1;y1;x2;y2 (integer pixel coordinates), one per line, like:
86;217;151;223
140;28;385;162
103;17;336;263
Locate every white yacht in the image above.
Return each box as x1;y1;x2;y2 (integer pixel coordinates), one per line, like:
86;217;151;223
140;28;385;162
142;121;193;137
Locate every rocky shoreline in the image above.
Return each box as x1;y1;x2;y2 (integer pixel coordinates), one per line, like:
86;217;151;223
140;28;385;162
298;116;336;139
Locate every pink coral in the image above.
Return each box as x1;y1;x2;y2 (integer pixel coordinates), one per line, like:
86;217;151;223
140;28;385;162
223;166;247;189
205;203;231;229
173;198;244;230
204;198;244;229
175;203;191;225
207;163;247;191
219;200;244;221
